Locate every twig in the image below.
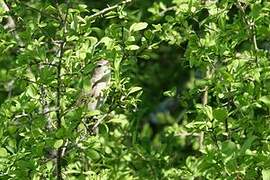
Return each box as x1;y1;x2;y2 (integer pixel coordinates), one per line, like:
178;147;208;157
160;6;176;16
60;140;69;157
250;20;259;66
6;80;14;98
199;66;212;149
12;112;30;121
175;132;200;137
89;0;132;20
236;1;258;66
18;1;57;19
91;115;106;134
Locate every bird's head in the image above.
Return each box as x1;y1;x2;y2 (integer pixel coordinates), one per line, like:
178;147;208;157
91;59;111;85
95;59;111;75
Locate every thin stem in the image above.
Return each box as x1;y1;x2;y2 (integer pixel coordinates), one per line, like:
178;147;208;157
160;6;176;16
89;0;132;20
55;42;63;180
18;1;57;19
236;1;258;65
199;66;212;149
251;21;259;66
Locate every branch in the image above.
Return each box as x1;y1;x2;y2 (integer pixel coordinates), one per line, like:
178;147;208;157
55;1;70;179
60;140;69;157
160;6;176;17
236;1;258;65
91;115;106;134
19;1;57;20
89;0;132;20
199;66;212;149
175;131;200;137
201;67;210;106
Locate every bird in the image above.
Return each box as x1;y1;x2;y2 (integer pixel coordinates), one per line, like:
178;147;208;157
74;59;111;134
76;59;111;111
87;59;111;110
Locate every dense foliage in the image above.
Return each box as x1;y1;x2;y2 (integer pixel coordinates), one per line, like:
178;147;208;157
1;0;270;179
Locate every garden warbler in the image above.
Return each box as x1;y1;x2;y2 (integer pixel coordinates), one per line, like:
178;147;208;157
88;59;111;110
77;59;111;110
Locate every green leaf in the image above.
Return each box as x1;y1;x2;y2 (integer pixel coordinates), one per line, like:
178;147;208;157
54;139;64;149
196;104;213;120
89;36;98;47
221;141;237;155
85;110;101;117
240;135;257;155
46;161;53;171
98;37;113;49
38;22;47;28
152;24;162;32
129;22;148;32
109;114;128;127
213;108;228;121
126;45;140;50
0;148;8;157
26;85;38;99
87;149;100;160
66;35;79;42
260;96;270;107
163;87;177;97
99;124;109;134
45;5;57;13
127;36;136;42
262;169;270;180
105;146;112;154
39;67;55;83
128;86;142;95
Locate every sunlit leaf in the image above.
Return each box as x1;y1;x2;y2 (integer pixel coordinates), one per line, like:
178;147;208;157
128;86;142;95
260;96;270;107
126;45;140;50
262;169;270;180
54;140;64;149
213;108;228;121
87;149;100;160
0;148;8;157
129;22;148;32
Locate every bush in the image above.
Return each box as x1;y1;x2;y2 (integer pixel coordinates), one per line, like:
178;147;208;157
0;0;270;179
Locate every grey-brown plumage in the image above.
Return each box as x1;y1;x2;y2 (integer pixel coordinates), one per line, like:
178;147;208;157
76;59;111;113
88;59;111;110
